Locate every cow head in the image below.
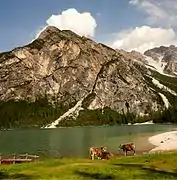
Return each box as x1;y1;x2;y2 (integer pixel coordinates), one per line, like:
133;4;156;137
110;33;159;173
101;146;107;152
119;144;123;149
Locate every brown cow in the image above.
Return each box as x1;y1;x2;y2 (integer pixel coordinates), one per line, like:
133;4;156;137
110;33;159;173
119;143;136;156
100;151;114;160
89;146;107;160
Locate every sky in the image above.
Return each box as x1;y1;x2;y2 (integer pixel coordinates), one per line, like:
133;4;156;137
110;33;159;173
1;0;177;53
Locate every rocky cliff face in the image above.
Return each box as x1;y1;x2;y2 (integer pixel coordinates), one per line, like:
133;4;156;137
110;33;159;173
144;45;177;75
0;26;166;127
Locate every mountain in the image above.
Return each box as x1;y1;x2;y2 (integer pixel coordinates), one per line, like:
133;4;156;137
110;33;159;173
0;26;177;128
144;45;177;75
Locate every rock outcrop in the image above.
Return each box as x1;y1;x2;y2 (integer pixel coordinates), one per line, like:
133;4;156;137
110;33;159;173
0;26;165;126
144;45;177;75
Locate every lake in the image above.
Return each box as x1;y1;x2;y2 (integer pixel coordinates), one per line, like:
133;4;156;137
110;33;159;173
0;124;177;158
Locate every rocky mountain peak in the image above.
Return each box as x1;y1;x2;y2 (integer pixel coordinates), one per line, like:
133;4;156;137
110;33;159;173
37;26;83;43
37;26;61;39
0;27;170;127
144;45;177;75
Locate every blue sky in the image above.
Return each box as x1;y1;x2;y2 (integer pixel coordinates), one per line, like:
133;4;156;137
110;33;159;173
0;0;143;51
0;0;177;53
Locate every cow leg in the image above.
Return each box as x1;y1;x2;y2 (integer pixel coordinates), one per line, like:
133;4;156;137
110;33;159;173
91;153;95;160
91;155;93;160
90;152;92;160
133;150;136;156
124;150;127;156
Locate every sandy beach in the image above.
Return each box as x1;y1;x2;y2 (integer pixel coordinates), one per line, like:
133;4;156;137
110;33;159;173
148;131;177;152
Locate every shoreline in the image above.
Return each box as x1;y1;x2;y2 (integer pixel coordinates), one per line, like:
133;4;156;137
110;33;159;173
148;131;177;153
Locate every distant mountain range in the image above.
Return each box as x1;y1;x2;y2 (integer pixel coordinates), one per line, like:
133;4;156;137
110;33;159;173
0;26;177;128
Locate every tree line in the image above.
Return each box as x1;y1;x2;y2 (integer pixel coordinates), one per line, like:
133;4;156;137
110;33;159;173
0;97;70;128
0;98;177;128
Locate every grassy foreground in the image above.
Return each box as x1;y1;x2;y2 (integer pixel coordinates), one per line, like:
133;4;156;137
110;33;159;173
1;152;177;179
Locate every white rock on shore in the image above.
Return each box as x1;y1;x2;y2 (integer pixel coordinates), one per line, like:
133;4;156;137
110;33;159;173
149;131;177;152
134;120;154;125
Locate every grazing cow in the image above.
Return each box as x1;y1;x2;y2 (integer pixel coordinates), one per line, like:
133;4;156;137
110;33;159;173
89;146;107;160
100;151;114;160
119;143;136;156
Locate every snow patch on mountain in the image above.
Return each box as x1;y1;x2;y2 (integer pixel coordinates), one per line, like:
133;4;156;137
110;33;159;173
44;98;84;128
145;56;176;77
158;93;170;108
151;78;177;96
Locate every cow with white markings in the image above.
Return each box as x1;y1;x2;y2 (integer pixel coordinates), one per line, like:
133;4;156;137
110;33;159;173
89;146;107;160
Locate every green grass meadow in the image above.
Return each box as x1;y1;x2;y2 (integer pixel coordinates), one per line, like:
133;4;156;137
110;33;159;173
1;151;177;179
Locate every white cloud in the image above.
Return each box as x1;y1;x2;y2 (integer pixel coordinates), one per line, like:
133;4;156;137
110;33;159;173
129;0;177;28
111;26;177;53
36;8;97;38
109;1;177;53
